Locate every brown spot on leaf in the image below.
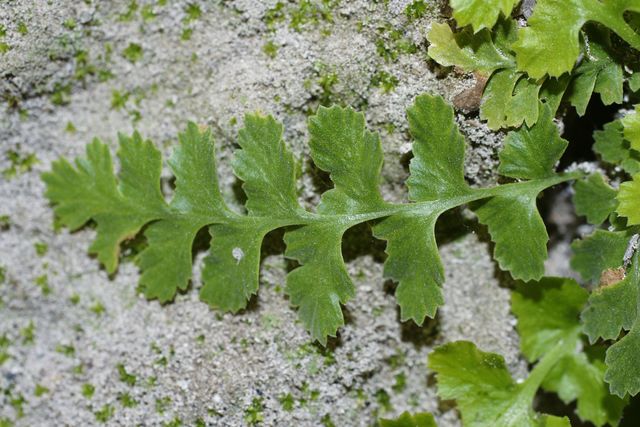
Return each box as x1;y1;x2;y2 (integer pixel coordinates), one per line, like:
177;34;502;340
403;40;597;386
599;267;625;288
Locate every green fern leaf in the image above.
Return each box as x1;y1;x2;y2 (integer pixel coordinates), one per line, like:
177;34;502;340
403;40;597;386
583;251;640;397
565;25;624;114
379;411;436;427
426;22;513;73
428;14;626;129
450;0;519;33
42;94;580;343
622;105;640;151
512;277;626;426
593;119;640;174
512;0;640;79
429;341;571;427
570;230;629;283
573;173;618;225
498;104;568;180
618;174;640;225
42;134;167;273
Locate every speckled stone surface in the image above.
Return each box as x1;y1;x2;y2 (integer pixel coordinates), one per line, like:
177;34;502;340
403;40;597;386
0;1;540;426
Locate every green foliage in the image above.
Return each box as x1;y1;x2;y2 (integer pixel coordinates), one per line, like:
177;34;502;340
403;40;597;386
429;341;570;427
567;104;640;397
427;18;561;129
428;2;631;129
122;43;143;63
572;173;618;225
513;0;640;79
43;94;580;344
497;104;567;179
450;0;518;33
117;363;136;386
583;251;640;397
379;411;436;427
571;230;630;283
622;105;640;150
594;117;640;175
426;277;624;427
618;173;640;224
95;404;114;423
512;278;626;425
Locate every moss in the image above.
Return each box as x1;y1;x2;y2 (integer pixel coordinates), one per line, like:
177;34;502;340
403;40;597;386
321;414;336;427
375;25;418;63
244;397;264;425
55;344;75;357
111;90;130;110
405;0;427;21
392;372;407;392
34;242;48;257
262;40;278;59
17;22;28;36
264;2;286;30
9;392;25;418
81;383;95;399
0;43;10;54
63;19;76;30
74;50;98;83
117;363;137;386
0;335;10;365
20;321;35;344
375;388;392;413
141;5;157;21
317;67;339;106
118;392;138;407
385;348;406;369
69;293;80;305
34;384;49;397
181;28;193;41
118;0;139;22
122;43;143;63
155;396;172;414
3;151;38;179
279;392;295;411
264;0;338;33
164;418;183;427
90;301;105;315
184;4;202;22
94;404;114;423
50;83;72;106
35;274;51;295
370;70;398;93
65;121;77;133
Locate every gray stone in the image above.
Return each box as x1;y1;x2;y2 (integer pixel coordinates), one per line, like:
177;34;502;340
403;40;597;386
0;0;551;425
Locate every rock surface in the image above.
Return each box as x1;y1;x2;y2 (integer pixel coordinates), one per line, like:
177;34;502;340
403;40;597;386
0;1;541;425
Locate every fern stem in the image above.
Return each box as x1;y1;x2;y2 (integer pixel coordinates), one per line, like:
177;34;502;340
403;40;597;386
518;336;575;403
278;171;584;227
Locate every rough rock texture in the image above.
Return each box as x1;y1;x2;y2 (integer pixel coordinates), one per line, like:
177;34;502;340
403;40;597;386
0;0;540;425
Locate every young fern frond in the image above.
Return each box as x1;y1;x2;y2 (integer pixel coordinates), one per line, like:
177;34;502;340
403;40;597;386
571;105;640;397
42;94;579;344
427;278;625;427
428;0;639;130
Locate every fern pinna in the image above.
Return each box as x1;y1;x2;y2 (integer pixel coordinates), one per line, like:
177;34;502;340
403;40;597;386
42;94;580;344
